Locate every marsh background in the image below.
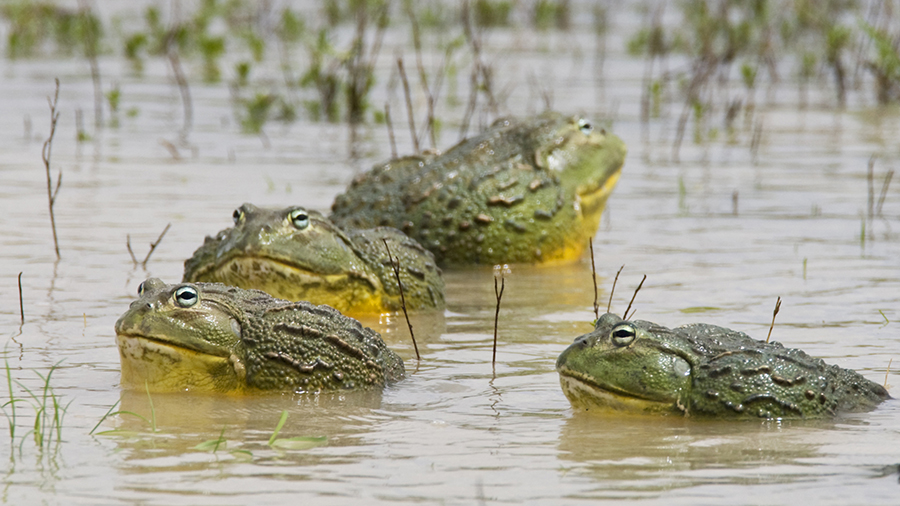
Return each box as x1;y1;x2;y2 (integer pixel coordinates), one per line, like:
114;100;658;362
2;0;900;504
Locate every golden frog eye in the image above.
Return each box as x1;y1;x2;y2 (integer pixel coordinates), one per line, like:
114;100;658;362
577;118;593;135
610;323;636;347
289;209;310;230
232;208;243;225
174;286;199;308
137;281;145;296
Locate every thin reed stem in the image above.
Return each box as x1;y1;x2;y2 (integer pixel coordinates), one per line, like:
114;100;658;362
42;79;62;260
766;296;782;344
382;239;419;361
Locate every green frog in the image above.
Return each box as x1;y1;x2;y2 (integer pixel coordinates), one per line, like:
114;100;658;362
556;313;890;418
330;112;627;266
183;204;444;315
115;278;405;393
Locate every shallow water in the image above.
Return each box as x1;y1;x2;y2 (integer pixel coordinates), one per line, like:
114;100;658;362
2;3;900;505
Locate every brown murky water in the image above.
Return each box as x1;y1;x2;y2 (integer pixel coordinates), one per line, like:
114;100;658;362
2;4;899;505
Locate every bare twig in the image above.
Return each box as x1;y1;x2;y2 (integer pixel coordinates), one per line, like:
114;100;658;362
382;238;419;361
77;0;102;129
876;169;894;217
868;156;875;222
589;239;599;320
18;272;25;325
885;358;892;389
141;223;171;268
42;79;62;260
607;264;624;314
397;57;419;153
385;103;397;158
459;0;498;139
492;271;505;369
126;234;138;265
623;275;647;321
766;296;782;344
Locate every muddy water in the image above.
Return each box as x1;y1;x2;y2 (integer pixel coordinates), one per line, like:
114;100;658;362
2;8;900;506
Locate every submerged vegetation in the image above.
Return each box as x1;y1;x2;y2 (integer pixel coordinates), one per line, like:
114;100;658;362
4;0;900;155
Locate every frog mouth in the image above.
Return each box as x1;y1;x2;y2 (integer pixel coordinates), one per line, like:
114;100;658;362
115;331;232;358
576;170;621;216
204;254;376;288
558;368;677;413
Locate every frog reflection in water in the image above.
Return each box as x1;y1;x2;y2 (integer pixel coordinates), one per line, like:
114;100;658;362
557;313;890;419
183;204;444;316
115;279;405;393
330;112;627;266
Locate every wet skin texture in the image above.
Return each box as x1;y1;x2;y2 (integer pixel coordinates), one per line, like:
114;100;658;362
329;112;627;266
557;313;890;419
115;278;405;394
183;204;444;315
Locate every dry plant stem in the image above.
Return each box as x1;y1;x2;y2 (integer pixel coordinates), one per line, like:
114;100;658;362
165;32;192;137
492;275;505;368
672;58;716;161
607;264;624;314
78;0;102;129
126;234;138;265
382;239;419;361
589;239;599;320
766;296;782;344
404;4;437;150
141;223;171;268
42;79;62;260
459;0;497;139
18;272;24;324
623;275;646;321
885;358;892;389
867;156;875;221
876;169;894;217
385;103;398;158
397;58;419;153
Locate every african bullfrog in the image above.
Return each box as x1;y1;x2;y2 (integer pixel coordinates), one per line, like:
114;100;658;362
329;112;627;266
556;313;890;418
115;278;405;393
182;203;444;315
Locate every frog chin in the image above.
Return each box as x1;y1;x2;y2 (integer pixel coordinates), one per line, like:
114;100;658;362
558;371;680;415
116;334;245;393
576;171;620;220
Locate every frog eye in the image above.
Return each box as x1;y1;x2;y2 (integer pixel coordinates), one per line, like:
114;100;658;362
174;286;199;308
289;209;310;230
137;281;145;296
232;208;243;224
577;118;592;135
610;323;636;347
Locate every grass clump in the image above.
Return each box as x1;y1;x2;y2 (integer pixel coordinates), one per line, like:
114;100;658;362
2;360;70;461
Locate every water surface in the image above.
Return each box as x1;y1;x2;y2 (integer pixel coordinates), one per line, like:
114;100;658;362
1;4;899;505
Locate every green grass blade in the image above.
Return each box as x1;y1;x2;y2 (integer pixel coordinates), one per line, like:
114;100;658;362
144;381;156;432
270;436;327;450
90;400;121;435
268;410;289;446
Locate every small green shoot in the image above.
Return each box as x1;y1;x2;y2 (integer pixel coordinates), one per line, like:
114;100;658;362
267;410;289;446
879;310;889;327
267;410;326;450
3;359;18;442
194;426;227;452
90;383;157;436
89;400;120;435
